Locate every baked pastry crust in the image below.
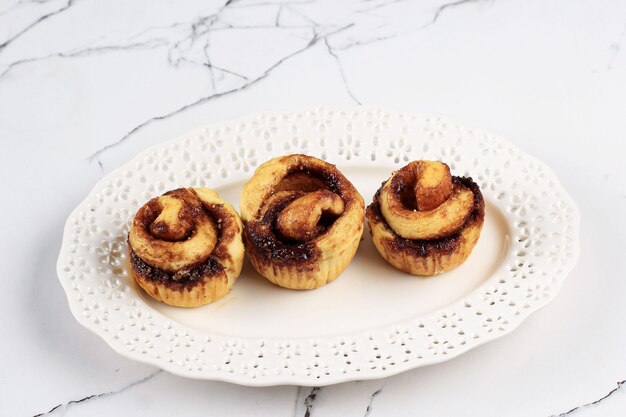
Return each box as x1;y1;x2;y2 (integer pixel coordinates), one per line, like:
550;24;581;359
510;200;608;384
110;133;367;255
240;154;365;289
366;161;484;276
128;188;244;307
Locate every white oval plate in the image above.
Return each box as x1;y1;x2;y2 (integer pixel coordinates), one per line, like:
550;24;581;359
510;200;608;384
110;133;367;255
58;107;580;386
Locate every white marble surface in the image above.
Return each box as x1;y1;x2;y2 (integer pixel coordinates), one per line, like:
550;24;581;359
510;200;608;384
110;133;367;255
1;0;626;415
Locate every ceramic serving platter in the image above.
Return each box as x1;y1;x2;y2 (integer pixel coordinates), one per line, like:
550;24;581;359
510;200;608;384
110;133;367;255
57;107;580;386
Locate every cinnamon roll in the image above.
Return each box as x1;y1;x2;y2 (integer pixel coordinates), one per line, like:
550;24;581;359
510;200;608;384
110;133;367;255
128;188;244;307
240;154;365;290
366;161;484;276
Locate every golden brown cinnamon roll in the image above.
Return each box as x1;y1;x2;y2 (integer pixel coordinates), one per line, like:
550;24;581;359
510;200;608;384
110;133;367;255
366;161;484;276
128;188;244;307
240;154;365;290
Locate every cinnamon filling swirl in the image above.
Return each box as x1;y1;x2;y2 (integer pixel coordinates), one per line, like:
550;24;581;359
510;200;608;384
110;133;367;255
366;161;484;276
241;154;364;289
128;187;244;306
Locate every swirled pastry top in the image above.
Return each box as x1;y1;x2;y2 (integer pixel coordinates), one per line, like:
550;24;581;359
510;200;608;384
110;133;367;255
129;188;242;274
240;154;364;264
378;160;475;240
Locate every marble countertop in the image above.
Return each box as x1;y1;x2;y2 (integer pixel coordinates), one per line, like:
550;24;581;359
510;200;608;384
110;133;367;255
2;0;626;415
